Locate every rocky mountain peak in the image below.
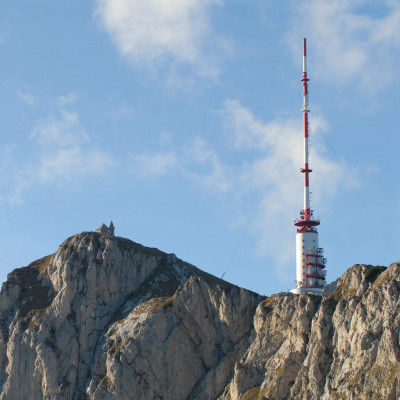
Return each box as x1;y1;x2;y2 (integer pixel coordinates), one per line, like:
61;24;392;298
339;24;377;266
0;230;399;399
0;231;261;399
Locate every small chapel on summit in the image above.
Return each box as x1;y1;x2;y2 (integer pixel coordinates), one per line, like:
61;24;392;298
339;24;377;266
95;221;115;237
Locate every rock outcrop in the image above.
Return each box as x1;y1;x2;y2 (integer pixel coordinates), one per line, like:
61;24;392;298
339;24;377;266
0;229;399;399
0;232;261;400
220;263;400;400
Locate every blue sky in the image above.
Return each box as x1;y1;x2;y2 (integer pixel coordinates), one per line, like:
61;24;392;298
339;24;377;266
0;0;399;296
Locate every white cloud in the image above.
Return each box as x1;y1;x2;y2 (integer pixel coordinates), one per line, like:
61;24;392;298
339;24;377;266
108;103;135;119
94;0;228;80
127;99;354;276
290;0;400;89
30;108;112;184
129;152;177;179
57;93;78;107
127;132;176;178
0;145;17;202
218;100;352;266
17;91;36;106
183;136;234;193
2;99;113;204
31;110;88;148
35;147;112;184
136;131;174;147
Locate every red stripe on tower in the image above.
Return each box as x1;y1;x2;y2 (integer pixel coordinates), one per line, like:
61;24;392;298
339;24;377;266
304;163;309;187
304;113;309;137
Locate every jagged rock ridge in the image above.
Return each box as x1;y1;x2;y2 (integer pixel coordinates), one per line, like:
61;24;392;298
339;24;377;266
219;263;400;400
0;232;261;400
0;230;399;399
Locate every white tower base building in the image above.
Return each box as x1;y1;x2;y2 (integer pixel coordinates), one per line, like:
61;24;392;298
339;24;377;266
291;231;326;295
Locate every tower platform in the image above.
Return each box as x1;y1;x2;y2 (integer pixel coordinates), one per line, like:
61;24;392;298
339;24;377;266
290;287;323;295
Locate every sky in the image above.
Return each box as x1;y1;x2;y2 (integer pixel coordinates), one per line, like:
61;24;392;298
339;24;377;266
0;0;399;296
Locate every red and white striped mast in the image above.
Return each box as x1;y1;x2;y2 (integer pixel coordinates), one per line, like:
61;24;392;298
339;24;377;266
292;38;327;295
301;38;311;219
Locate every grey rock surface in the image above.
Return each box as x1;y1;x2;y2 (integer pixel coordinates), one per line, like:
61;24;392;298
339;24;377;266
220;263;400;400
0;232;260;400
0;230;399;399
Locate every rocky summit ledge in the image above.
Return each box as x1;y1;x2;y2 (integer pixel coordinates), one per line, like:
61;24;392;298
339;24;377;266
0;231;261;400
0;230;399;399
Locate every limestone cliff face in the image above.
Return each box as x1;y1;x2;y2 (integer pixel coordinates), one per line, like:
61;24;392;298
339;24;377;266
0;230;399;399
220;263;400;400
0;232;260;400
